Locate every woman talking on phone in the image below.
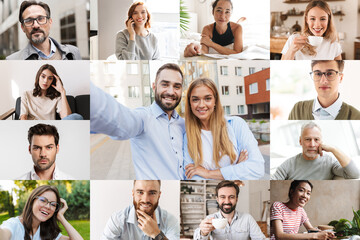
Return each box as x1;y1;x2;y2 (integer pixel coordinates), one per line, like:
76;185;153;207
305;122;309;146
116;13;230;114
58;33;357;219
115;1;160;60
0;185;83;240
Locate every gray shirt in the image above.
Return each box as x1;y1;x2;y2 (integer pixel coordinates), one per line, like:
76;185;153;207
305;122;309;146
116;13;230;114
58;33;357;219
115;29;160;60
101;205;179;240
271;153;360;180
193;211;265;240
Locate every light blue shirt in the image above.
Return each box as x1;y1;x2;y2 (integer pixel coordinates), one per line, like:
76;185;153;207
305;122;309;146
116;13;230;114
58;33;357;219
0;217;62;240
184;116;264;180
312;95;342;120
90;82;185;179
101;205;180;240
31;38;57;59
193;211;265;240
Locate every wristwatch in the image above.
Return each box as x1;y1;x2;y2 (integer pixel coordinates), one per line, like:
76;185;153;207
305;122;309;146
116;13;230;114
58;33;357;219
154;231;166;240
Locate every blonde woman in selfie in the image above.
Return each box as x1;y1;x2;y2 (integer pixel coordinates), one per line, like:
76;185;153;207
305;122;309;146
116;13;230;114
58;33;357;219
281;0;341;60
183;78;264;180
115;1;160;60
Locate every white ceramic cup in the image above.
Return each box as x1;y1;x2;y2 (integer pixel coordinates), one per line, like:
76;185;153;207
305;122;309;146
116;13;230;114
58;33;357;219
212;218;227;229
308;36;323;47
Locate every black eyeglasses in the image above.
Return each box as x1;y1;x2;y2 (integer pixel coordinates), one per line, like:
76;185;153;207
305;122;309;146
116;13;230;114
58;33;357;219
309;70;341;82
35;196;59;211
22;16;49;27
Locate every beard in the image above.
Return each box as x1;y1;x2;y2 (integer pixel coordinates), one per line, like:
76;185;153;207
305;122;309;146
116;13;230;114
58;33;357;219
133;199;158;217
154;91;181;113
219;203;236;214
28;28;47;44
34;157;55;171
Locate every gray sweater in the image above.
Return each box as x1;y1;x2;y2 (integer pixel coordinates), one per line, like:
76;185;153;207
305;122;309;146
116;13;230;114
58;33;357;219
115;29;160;60
271;153;359;180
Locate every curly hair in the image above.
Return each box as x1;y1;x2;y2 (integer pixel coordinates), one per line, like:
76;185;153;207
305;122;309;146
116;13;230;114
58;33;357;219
33;64;62;100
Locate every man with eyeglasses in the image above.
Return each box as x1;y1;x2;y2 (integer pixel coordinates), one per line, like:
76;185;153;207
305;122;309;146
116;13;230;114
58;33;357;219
271;122;359;180
6;0;81;60
102;180;179;240
288;60;360;120
17;123;74;180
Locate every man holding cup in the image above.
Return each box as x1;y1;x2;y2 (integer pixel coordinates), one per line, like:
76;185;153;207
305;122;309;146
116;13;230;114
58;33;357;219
193;181;265;240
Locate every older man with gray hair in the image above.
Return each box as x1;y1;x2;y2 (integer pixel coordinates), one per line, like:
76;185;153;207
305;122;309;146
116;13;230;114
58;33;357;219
271;122;359;180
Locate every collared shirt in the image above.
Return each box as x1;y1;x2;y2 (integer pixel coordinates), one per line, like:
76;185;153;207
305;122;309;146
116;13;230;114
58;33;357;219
90;82;185;180
31;38;57;59
16;165;74;180
184;116;264;180
312;95;342;120
193;211;265;240
101;205;179;240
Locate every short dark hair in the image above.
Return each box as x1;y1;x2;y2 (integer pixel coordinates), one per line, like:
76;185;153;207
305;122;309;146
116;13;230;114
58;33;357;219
212;0;233;14
155;63;184;84
288;180;313;199
311;60;345;72
28;124;59;146
215;180;239;198
19;0;51;23
133;180;161;188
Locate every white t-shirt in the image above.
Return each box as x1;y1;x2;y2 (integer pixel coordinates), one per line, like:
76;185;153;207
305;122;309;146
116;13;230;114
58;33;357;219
200;129;232;170
281;34;342;60
0;217;62;240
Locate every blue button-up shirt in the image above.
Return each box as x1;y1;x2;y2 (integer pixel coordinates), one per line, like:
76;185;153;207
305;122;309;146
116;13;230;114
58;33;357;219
32;38;57;59
312;95;342;120
90;82;185;179
101;205;179;240
184;116;264;180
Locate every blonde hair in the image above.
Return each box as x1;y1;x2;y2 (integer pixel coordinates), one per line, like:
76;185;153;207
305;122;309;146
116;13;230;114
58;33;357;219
301;0;338;56
185;78;236;167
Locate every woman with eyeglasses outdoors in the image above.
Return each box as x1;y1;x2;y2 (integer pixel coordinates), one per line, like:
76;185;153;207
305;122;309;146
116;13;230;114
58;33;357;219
183;78;264;180
271;180;335;239
288;60;360;120
281;0;341;60
184;0;243;57
20;64;83;120
115;1;160;60
0;185;83;240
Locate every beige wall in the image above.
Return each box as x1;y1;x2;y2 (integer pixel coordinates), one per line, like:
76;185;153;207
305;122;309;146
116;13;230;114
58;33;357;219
270;180;360;232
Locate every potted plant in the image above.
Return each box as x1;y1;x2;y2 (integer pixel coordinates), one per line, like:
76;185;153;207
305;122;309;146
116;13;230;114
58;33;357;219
328;209;360;238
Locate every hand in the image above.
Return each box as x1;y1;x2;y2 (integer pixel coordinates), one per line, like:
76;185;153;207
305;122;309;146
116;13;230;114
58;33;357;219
199;218;215;236
289;35;308;54
185;164;209;179
184;42;201;57
318;143;334;157
57;198;68;220
137;210;161;238
51;75;65;94
200;34;213;48
313;231;335;239
126;18;136;38
236;149;248;164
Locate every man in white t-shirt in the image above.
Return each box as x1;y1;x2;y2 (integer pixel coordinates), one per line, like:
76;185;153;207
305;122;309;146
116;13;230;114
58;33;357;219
17;123;73;180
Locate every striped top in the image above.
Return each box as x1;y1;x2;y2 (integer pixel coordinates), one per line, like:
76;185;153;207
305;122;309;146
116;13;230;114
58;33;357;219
270;201;308;240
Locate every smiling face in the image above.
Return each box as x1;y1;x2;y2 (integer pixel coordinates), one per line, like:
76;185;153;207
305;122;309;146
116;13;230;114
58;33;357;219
213;0;232;26
38;69;55;91
21;5;52;45
312;61;343;104
153;69;183;115
216;186;237;214
300;127;322;160
29;135;59;172
289;182;312;208
189;85;216;129
32;190;57;224
131;4;148;27
132;180;161;216
306;6;329;36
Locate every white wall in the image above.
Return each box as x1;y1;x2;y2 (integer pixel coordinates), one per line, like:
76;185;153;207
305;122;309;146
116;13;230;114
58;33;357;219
0;120;90;179
90;180;180;240
0;61;90;117
271;0;358;59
